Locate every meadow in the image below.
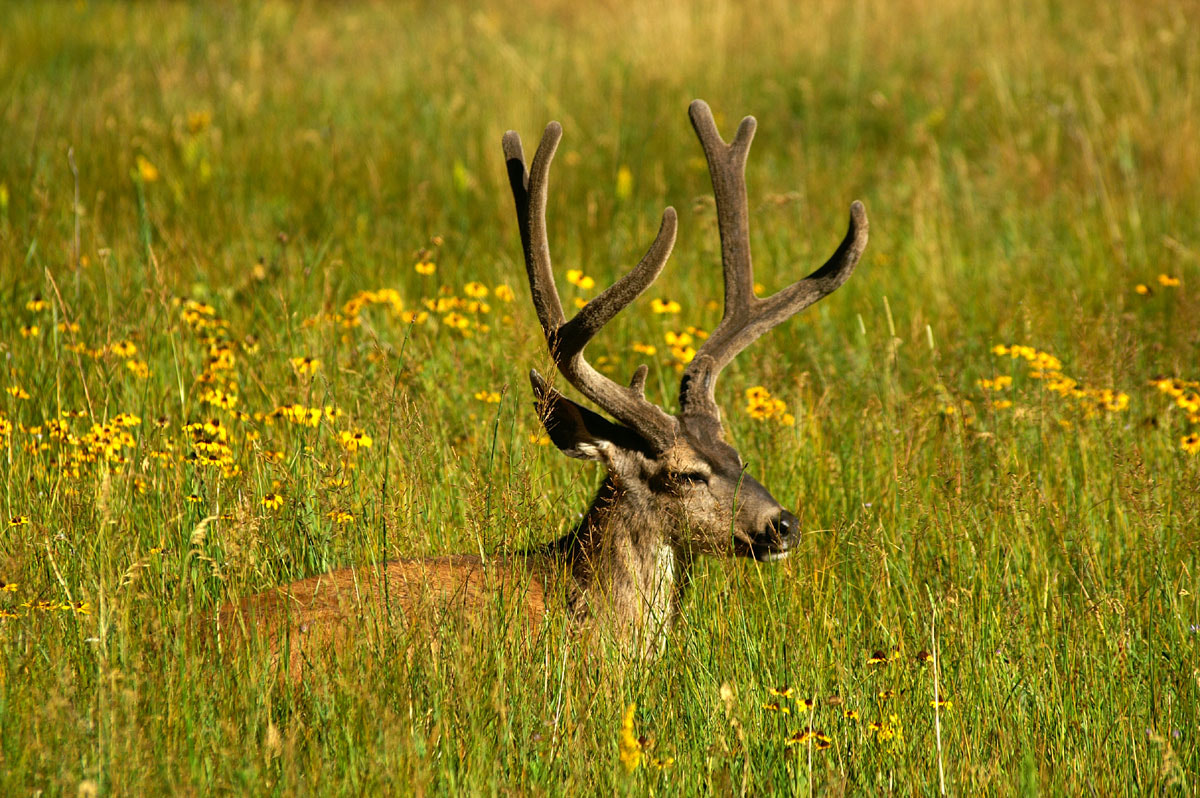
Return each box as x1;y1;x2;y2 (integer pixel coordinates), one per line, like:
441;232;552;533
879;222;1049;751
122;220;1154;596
1;0;1198;792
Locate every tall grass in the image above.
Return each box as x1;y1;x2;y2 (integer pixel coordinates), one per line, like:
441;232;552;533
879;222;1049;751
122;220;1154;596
1;0;1197;792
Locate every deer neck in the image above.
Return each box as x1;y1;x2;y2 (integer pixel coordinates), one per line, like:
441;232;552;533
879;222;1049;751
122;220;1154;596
543;476;690;652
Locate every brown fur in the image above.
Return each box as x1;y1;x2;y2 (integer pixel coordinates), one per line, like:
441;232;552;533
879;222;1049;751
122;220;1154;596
217;556;549;679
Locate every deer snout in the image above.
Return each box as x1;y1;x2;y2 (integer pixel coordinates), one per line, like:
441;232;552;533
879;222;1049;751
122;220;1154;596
750;510;799;563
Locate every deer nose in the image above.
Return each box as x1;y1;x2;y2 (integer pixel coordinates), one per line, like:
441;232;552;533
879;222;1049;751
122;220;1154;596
750;510;800;562
773;510;799;541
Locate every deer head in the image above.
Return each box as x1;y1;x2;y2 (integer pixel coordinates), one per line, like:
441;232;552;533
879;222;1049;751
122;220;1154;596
502;100;868;567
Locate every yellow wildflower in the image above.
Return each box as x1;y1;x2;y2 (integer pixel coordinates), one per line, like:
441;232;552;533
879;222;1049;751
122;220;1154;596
135;155;159;182
615;166;633;200
1104;392;1130;412
1135;284;1151;296
26;296;47;312
327;510;355;525
978;375;1013;391
651;298;682;314
9;516;30;527
261;493;284;510
20;325;39;338
664;330;693;347
464;281;489;299
566;270;595;290
290;356;321;376
474;390;502;404
618;702;643;772
340;430;373;452
670;345;696;365
785;729;832;750
414;260;436;275
442;312;470;330
632;342;657;356
399;310;429;324
1182;434;1200;455
187;110;212;134
1158;274;1181;287
744;386;792;424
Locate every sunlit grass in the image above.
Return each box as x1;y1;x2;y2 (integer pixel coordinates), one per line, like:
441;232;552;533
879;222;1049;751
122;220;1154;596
1;0;1197;792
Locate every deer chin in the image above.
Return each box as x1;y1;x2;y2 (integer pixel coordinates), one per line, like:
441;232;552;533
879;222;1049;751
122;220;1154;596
751;542;792;563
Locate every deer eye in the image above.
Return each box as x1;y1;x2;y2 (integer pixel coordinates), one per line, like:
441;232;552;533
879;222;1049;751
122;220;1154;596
670;470;709;485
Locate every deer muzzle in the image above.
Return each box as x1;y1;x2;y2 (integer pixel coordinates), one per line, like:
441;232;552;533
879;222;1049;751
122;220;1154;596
750;509;799;562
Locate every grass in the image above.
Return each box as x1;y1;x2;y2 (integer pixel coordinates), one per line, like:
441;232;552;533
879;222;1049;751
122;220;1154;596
1;0;1198;792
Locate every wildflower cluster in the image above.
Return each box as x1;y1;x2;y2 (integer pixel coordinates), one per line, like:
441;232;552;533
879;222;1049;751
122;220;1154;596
1133;273;1183;296
1151;377;1200;454
179;298;243;412
310;287;427;330
0;580;91;621
307;281;519;338
183;419;237;475
272;404;329;428
990;344;1129;418
753;642;950;756
658;325;709;370
745;386;795;426
6;290;377;527
663;330;696;367
566;269;595;291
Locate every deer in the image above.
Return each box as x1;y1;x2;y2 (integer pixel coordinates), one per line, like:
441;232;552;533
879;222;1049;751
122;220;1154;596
216;100;868;678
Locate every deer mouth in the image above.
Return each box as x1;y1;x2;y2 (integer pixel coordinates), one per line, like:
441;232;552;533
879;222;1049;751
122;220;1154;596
748;510;799;562
750;537;793;563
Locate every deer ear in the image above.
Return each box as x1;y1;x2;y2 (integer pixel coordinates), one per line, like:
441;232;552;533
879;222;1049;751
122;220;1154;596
530;369;640;461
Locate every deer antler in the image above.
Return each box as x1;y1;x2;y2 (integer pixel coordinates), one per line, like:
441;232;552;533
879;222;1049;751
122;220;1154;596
503;122;680;450
679;100;869;421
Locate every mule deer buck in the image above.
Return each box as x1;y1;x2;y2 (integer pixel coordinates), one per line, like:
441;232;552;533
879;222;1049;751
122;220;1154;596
218;100;868;676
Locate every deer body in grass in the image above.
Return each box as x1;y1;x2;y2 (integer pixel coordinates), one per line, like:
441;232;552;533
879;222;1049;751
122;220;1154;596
218;100;868;674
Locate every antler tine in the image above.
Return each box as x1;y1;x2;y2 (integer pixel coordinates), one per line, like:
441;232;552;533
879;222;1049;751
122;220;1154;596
687;100;758;320
503;124;679;448
503;124;567;336
679;100;869;420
